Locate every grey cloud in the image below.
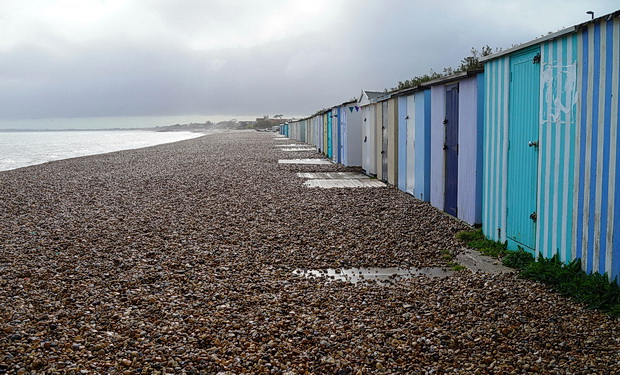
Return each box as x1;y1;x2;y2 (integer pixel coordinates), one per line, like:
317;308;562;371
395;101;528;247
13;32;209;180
1;0;618;120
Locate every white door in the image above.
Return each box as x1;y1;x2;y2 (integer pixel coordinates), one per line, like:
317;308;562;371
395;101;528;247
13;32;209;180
406;95;416;194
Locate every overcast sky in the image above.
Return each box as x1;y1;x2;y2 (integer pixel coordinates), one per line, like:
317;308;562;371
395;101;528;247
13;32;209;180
1;0;618;125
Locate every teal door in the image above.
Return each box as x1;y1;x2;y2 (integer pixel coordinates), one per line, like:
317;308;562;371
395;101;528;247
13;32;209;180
506;48;540;251
327;111;333;158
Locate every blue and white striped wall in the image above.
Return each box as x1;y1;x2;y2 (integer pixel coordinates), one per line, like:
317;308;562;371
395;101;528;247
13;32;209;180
483;13;620;280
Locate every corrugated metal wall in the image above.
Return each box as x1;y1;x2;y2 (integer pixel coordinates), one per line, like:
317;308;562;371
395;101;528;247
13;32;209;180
574;18;620;278
507;48;541;250
361;105;373;174
457;75;484;225
375;102;384;181
398;96;408;192
483;15;620;280
430;85;446;211
387;97;399;186
405;94;416;195
414;90;431;201
344;104;363;167
340;107;347;165
483;57;509;244
428;75;483;225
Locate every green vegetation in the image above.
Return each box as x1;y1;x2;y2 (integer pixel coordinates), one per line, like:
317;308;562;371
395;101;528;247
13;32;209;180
441;249;466;272
389;46;498;92
521;255;620;317
448;262;466;272
502;247;535;270
456;228;508;258
456;229;620;317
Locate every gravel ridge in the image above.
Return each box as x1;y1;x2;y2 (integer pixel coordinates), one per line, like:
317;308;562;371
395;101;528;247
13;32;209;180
0;131;618;374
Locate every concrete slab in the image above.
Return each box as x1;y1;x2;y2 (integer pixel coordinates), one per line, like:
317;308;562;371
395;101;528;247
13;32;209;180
296;172;369;179
274;137;290;140
282;148;317;152
456;248;517;274
278;159;332;165
303;179;386;188
275;144;304;147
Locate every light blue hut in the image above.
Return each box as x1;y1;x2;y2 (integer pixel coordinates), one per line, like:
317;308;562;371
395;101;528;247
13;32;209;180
481;10;620;280
426;70;484;225
393;86;432;200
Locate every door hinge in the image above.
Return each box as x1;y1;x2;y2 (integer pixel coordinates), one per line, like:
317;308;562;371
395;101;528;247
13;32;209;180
533;53;541;64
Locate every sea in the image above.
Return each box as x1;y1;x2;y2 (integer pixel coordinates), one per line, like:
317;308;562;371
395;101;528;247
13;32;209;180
0;130;204;172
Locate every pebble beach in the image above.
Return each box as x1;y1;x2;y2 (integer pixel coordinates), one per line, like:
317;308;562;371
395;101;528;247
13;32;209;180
1;131;618;374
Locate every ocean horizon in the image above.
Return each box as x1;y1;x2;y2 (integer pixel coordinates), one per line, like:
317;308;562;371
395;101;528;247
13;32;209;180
0;115;259;131
0;129;204;172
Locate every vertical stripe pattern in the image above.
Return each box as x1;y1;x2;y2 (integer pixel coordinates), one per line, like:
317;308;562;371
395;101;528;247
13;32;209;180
483;14;620;281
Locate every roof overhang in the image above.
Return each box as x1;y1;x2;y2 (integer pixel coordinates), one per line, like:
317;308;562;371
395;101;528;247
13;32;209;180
481;10;620;62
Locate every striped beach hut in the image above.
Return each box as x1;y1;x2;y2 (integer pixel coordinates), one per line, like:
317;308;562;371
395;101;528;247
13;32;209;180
331;106;341;163
481;10;620;280
427;70;484;225
393;86;432;200
358;90;383;176
376;94;399;185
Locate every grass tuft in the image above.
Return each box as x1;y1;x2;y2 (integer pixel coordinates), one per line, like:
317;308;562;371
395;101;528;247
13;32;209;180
520;255;620;317
502;248;535;270
456;229;508;258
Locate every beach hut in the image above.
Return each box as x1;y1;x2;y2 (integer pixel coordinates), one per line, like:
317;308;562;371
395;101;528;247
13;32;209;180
331;106;341;163
289;119;307;143
339;100;363;167
392;87;433;200
375;94;399;185
375;99;384;181
299;119;307;143
289;122;298;141
413;89;432;201
324;111;332;157
316;113;325;154
481;10;620;279
279;123;289;137
427;70;484;225
397;94;411;193
359;90;382;176
387;96;399;186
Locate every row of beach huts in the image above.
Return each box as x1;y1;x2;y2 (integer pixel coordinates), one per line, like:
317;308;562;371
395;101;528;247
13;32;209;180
280;10;620;281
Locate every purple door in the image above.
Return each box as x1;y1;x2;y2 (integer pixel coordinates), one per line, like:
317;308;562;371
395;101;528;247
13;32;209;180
444;84;459;217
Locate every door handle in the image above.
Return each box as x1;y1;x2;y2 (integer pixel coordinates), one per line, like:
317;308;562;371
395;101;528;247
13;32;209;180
528;140;539;148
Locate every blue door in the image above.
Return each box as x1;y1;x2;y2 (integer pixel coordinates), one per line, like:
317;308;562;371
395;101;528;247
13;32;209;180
327;111;333;158
444;84;459;217
507;48;540;251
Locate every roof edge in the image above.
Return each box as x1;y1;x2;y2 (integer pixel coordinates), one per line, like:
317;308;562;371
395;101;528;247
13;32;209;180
480;9;620;62
480;27;576;62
